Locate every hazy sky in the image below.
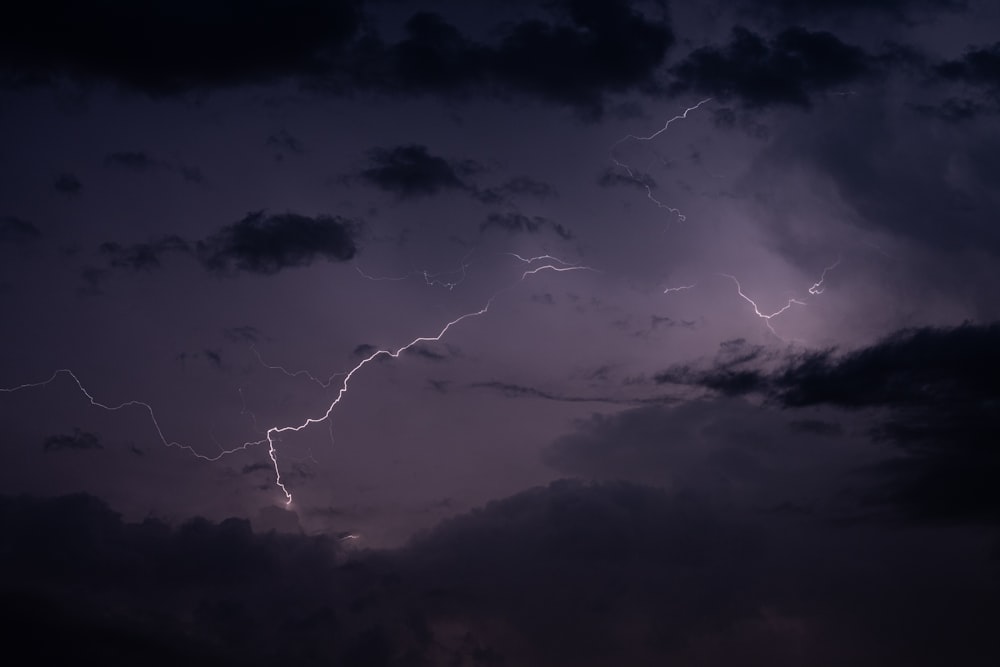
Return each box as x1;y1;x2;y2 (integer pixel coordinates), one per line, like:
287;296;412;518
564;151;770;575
2;1;999;664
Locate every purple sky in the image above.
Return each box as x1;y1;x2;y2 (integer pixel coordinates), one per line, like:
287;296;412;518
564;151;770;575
2;1;1000;664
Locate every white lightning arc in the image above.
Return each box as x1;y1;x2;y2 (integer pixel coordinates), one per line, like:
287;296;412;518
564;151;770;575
663;284;696;294
808;258;841;295
610;98;712;223
2;254;594;505
355;249;475;291
721;273;807;337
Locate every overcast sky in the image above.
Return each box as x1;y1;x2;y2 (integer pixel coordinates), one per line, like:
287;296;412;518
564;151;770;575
2;0;999;664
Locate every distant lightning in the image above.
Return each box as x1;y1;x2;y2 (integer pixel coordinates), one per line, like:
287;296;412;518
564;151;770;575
721;273;806;337
663;284;696;294
808;258;841;295
2;255;595;505
610;98;712;223
355;249;475;291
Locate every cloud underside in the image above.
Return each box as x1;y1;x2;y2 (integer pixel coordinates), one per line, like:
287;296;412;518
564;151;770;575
98;211;358;276
656;322;1000;522
2;484;997;666
0;0;673;113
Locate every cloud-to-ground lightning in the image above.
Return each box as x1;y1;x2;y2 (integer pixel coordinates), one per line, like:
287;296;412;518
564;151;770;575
610;98;712;222
2;254;596;505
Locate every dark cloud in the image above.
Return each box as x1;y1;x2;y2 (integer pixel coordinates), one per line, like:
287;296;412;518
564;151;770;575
0;0;362;94
197;211;358;275
661;323;1000;523
480;212;573;239
105;151;205;183
404;343;451;362
42;427;103;452
1;1;672;113
341;2;674;114
99;235;190;270
669;27;872;108
473;176;558;205
0;215;41;244
597;166;657;190
53;172;82;195
105;151;158;170
937;41;1000;93
356;144;476;199
266;129;304;161
2;487;998;666
740;0;966;19
469;380;667;406
223;325;262;343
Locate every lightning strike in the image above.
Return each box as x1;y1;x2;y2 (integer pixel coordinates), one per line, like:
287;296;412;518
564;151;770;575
808;258;841;295
663;284;696;294
721;273;806;336
355;250;476;291
2;254;596;505
610;98;712;222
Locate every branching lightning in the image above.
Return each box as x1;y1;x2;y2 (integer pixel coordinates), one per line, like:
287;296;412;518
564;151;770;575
2;254;594;505
808;258;841;295
721;273;806;337
610;98;712;222
663;284;696;294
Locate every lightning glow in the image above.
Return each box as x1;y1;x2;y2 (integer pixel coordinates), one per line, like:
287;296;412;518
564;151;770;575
610;98;712;222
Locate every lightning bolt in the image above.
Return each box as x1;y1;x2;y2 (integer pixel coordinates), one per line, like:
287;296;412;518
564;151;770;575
663;284;696;294
355;249;475;291
2;255;595;505
610;98;712;223
808;258;841;295
721;273;806;337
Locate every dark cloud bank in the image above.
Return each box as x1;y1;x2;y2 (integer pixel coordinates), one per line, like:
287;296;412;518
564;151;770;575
3;482;998;666
659;322;1000;524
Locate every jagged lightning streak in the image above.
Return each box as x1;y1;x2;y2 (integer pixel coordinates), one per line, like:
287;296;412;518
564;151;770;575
808;258;841;295
0;371;269;460
721;273;806;337
663;284;696;294
2;256;594;505
610;98;712;222
355;249;475;291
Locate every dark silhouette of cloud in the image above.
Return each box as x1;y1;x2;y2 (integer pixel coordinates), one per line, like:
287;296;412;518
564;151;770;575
0;215;41;244
42;427;103;452
480;212;573;239
598;166;657;190
53;172;82;194
356;144;477;199
105;151;158;170
99;235;190;270
197;211;358;275
669;27;872;108
2;486;998;665
0;0;362;93
660;323;1000;523
0;1;672;114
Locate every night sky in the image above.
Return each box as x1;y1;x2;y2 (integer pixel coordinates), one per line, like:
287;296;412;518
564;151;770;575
2;0;1000;664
